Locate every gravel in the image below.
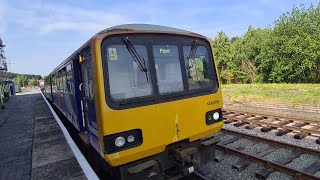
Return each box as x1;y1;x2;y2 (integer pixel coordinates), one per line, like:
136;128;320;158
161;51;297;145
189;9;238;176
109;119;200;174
224;123;320;150
215;149;224;157
263;148;293;162
225;138;254;149
315;171;320;177
217;134;236;143
202;155;264;180
200;122;320;180
266;171;292;180
243;142;271;155
286;154;319;171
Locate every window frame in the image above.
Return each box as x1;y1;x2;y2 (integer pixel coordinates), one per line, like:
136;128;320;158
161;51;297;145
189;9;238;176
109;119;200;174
101;33;219;110
182;45;215;92
66;63;74;94
105;44;154;100
152;44;185;95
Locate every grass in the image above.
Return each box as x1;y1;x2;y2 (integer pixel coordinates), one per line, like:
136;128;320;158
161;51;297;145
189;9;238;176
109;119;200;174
222;84;320;105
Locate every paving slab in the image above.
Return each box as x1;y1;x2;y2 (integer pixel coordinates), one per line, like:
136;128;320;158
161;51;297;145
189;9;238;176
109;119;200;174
0;90;86;180
0;91;38;180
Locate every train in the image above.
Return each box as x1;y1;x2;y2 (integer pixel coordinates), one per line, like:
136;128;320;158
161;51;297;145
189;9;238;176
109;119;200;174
43;24;223;179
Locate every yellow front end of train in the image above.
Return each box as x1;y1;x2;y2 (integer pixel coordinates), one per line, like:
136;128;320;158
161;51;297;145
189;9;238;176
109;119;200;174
91;25;223;178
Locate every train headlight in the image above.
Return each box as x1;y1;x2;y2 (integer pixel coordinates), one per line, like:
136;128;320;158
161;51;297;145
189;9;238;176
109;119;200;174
213;112;220;120
206;109;223;125
115;136;125;147
104;129;143;154
127;135;135;143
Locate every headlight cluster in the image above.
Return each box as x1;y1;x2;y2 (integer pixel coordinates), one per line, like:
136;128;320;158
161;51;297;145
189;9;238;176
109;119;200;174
104;129;143;154
206;108;223;125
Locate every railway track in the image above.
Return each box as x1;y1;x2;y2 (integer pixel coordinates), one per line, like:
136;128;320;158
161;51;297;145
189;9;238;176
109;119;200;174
182;126;320;179
223;109;320;144
182;110;320;180
213;128;320;179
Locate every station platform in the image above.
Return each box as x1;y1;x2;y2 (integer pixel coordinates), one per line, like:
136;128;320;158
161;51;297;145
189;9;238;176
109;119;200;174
0;89;91;179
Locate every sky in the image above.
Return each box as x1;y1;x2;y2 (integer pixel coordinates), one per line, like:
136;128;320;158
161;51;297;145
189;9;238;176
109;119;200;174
0;0;319;76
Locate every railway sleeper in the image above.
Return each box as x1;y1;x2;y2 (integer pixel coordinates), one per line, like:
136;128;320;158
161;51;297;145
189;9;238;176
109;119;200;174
293;133;308;140
303;159;320;174
245;124;256;130
233;121;247;127
255;168;273;180
260;126;276;132
232;160;251;171
276;129;292;136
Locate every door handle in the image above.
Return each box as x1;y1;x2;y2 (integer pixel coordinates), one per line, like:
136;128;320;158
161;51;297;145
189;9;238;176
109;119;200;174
79;83;83;91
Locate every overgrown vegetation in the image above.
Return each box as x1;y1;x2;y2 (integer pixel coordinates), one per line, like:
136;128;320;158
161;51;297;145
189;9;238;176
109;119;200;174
0;72;42;87
213;4;320;84
223;84;320;105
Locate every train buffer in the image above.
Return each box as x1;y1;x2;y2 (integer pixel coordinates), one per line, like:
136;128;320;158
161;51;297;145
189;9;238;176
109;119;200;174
0;89;95;180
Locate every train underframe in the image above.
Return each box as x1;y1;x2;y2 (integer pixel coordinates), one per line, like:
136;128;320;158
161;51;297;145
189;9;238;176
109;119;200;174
109;136;219;180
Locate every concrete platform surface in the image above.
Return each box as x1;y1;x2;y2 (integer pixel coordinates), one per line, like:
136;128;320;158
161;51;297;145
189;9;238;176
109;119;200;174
0;90;86;180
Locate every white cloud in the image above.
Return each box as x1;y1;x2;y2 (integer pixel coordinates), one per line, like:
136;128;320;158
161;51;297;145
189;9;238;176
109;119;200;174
6;1;130;35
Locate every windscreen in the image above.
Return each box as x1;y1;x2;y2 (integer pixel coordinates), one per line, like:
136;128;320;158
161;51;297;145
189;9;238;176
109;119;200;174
106;45;152;100
102;34;218;105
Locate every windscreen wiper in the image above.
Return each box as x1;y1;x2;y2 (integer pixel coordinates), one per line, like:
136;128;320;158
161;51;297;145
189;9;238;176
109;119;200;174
123;37;149;82
187;40;198;69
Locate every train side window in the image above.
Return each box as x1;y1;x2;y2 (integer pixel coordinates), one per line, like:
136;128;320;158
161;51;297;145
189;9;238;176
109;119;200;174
61;68;66;92
82;57;94;99
54;73;58;91
57;71;61;91
52;74;56;92
66;64;74;94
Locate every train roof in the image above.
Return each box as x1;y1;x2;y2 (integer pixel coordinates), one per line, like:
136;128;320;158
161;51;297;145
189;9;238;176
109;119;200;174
93;24;199;37
49;24;203;75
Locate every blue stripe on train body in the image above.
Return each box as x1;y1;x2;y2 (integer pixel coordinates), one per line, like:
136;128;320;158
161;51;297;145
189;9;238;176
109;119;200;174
49;58;101;154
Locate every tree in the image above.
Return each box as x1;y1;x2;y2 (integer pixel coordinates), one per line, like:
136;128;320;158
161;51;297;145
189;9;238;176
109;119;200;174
213;3;320;84
28;79;37;86
212;32;243;83
264;4;320;83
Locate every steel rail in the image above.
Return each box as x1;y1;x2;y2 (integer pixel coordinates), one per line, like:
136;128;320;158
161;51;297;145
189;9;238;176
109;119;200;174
223;109;320;137
218;128;320;180
223;109;320;124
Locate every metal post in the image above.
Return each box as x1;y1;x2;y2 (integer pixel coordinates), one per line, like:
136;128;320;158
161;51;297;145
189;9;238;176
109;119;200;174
0;84;4;109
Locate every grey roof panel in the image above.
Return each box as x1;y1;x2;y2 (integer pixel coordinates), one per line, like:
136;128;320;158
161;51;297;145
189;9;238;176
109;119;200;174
95;24;193;37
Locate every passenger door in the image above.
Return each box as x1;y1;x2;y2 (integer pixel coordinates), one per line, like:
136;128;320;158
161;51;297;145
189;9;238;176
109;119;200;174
79;54;93;132
78;51;100;152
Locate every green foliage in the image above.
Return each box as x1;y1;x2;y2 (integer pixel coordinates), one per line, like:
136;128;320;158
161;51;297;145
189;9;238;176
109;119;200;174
13;74;41;87
223;84;320;105
213;3;320;84
28;79;37;86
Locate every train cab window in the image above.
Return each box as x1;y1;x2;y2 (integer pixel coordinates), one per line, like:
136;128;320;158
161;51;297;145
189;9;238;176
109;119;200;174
183;46;213;90
152;45;184;94
106;45;152;100
66;64;74;93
